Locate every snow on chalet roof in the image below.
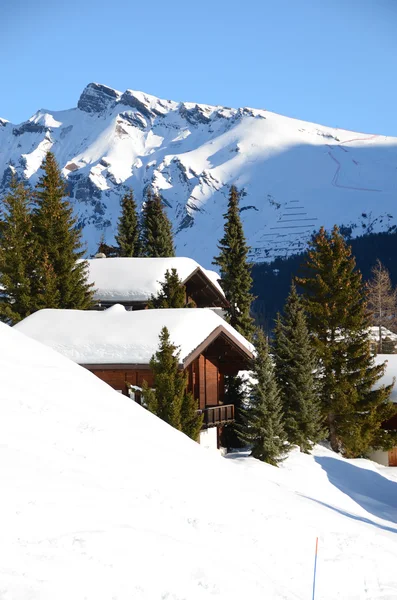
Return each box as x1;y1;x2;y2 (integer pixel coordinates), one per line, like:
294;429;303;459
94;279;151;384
15;306;254;366
83;257;225;302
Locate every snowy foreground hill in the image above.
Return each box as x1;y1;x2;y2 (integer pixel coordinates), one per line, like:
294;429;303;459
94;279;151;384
1;323;397;599
1;83;397;265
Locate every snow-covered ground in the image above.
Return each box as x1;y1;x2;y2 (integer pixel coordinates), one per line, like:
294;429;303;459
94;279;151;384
1;322;397;599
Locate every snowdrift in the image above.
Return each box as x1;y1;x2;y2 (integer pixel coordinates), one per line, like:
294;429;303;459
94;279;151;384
1;322;397;599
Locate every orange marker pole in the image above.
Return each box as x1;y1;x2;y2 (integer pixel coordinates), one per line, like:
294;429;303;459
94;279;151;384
312;537;319;600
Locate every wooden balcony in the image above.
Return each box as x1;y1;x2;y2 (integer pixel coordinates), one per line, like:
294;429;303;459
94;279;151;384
202;404;234;428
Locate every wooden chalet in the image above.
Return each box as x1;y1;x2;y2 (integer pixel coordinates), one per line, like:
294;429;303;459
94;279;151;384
15;306;254;449
83;256;228;311
368;354;397;467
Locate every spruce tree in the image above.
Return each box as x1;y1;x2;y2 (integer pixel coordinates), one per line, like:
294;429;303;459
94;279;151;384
0;177;35;323
220;374;247;451
297;226;396;456
239;329;288;465
148;268;190;308
32;152;94;309
115;189;141;257
213;185;255;339
142;327;203;439
273;284;324;452
213;185;255;450
141;188;175;257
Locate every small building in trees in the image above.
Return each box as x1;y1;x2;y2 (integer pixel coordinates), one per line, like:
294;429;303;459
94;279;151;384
15;306;254;449
368;354;397;466
83;257;228;311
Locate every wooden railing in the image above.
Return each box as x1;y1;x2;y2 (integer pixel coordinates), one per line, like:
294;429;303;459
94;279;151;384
202;404;234;427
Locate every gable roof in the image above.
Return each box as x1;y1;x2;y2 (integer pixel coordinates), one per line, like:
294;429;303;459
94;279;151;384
14;306;254;367
83;257;225;305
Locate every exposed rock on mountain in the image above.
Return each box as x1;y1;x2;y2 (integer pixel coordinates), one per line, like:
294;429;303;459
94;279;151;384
1;82;396;266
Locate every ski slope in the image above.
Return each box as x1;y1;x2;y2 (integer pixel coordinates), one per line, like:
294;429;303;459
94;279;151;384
1;83;397;266
1;322;397;599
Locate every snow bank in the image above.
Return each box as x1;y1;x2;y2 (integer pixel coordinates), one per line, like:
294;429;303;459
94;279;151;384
1;323;397;599
14;306;253;364
84;256;224;302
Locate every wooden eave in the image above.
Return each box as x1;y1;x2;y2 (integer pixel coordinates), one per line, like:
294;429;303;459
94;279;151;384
182;325;254;369
183;268;228;309
81;362;151;370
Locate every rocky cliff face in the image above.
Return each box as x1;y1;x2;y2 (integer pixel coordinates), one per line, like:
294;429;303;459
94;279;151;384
1;82;397;266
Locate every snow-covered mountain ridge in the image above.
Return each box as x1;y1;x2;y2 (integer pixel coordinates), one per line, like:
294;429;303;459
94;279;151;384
1;82;397;266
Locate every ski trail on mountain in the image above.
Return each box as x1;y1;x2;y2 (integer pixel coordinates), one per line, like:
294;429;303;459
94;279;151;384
326;141;382;192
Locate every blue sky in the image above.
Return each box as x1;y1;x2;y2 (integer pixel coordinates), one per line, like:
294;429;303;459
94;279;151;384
1;0;396;135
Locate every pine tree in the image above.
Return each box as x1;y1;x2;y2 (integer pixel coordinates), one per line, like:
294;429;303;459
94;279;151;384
142;327;203;439
115;189;141;257
213;185;255;339
0;177;35;323
141;188;175;257
181;391;203;442
220;374;247;451
148;268;191;308
366;259;397;353
239;329;288;465
34;251;61;309
213;185;255;450
273;284;324;452
32;152;94;309
297;226;396;456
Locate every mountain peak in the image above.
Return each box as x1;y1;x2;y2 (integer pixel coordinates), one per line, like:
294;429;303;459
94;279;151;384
77;83;121;114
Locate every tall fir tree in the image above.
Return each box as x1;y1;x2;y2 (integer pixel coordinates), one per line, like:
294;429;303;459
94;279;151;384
141;188;175;257
148;268;193;308
115;189;141;257
213;185;255;449
273;283;324;452
366;259;397;353
0;177;35;323
297;226;396;456
142;327;203;440
213;185;255;339
32;152;94;309
239;329;288;465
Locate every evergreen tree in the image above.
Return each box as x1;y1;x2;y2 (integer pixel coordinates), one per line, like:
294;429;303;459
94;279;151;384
366;259;397;352
239;329;288;465
220;374;247;451
32;152;94;309
0;177;35;323
213;185;255;339
115;189;141;257
213;185;255;449
297;226;396;456
95;233;119;258
34;251;61;309
141;188;175;257
148;268;192;308
181;391;203;442
273;284;324;452
142;327;203;439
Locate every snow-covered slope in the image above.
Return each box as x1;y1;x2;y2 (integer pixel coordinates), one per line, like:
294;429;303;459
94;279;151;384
1;83;397;266
1;322;397;599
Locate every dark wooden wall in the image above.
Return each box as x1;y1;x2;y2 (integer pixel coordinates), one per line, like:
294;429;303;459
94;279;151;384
91;368;154;397
91;354;223;409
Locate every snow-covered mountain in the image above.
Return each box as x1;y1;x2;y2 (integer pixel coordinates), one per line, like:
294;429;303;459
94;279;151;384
1;82;397;266
2;321;397;598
